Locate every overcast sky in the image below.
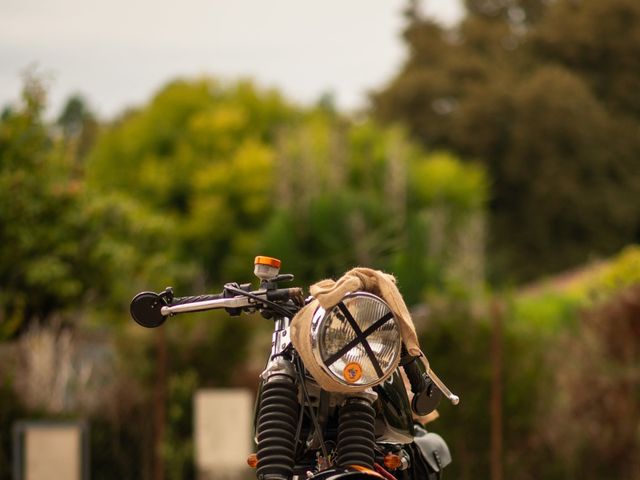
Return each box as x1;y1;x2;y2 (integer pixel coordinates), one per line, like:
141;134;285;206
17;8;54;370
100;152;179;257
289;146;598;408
0;0;463;119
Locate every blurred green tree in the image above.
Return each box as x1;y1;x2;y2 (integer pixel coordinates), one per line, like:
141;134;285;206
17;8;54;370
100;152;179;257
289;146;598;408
532;0;640;118
259;112;487;304
373;0;640;282
57;94;99;162
89;78;487;302
0;76;88;336
0;76;177;338
87;79;295;286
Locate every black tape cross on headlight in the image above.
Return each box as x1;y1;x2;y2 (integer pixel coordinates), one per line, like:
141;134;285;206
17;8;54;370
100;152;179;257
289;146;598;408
323;301;395;379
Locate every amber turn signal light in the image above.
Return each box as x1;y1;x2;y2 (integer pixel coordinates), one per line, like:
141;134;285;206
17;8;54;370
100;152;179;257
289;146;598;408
254;256;281;268
383;453;403;470
247;453;258;468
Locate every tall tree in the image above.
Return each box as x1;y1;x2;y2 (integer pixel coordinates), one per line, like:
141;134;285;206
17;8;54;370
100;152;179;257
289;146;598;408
0;76;174;337
57;94;99;162
0;76;87;334
374;0;640;281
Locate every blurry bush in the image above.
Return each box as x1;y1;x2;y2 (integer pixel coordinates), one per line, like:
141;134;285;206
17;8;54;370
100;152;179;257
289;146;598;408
88;79;487;300
543;284;640;478
537;246;640;478
423;244;640;480
260;117;487;304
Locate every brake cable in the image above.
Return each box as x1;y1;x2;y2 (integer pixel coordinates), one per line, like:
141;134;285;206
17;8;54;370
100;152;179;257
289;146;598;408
295;354;330;464
223;283;296;318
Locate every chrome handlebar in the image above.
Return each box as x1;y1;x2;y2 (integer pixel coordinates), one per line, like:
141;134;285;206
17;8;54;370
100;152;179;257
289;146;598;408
160;294;256;316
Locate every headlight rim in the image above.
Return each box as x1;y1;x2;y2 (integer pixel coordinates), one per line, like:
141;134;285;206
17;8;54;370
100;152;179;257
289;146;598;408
309;291;402;389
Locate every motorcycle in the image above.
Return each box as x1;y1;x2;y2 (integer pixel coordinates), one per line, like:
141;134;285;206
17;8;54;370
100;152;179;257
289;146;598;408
130;256;458;480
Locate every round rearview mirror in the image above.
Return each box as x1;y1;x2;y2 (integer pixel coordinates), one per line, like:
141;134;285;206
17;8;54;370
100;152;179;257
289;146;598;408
130;292;167;328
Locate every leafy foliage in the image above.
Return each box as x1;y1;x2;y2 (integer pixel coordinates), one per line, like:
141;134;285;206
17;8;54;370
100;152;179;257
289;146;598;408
543;284;640;478
88;80;487;305
87;79;294;285
0;77;182;338
374;0;640;281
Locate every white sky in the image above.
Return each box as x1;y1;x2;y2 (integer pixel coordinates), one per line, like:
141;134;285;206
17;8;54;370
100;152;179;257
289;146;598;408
0;0;463;119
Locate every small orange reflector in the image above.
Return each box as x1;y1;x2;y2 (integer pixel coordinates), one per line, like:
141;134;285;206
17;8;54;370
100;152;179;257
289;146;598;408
247;453;258;468
254;256;281;268
383;453;403;470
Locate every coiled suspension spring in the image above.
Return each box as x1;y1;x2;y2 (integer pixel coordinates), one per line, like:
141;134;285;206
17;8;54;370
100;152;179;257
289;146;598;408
336;397;376;469
256;374;299;480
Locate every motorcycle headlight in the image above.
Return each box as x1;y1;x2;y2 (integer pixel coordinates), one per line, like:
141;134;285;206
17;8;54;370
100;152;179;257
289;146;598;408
310;292;402;388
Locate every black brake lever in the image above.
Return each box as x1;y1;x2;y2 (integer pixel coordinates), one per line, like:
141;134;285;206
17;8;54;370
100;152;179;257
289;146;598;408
401;348;443;416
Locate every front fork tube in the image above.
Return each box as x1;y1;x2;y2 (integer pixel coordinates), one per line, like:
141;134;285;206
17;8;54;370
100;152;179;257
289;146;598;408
255;317;299;480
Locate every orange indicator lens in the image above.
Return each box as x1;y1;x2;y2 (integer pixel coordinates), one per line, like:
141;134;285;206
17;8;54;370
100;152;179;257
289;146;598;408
247;453;258;468
383;453;403;470
254;256;281;268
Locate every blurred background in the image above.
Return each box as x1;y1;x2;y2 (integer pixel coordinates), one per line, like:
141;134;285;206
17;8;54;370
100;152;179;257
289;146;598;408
1;0;639;479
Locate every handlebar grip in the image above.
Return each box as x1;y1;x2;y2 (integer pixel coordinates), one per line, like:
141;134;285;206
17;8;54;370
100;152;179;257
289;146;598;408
170;293;224;305
266;287;303;303
403;356;426;394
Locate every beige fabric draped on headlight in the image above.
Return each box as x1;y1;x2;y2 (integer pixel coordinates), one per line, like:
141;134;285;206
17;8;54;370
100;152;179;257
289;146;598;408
290;267;423;393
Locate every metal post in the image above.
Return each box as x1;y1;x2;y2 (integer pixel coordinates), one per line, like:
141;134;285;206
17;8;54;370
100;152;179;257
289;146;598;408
490;299;503;480
153;327;167;480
